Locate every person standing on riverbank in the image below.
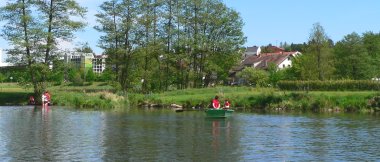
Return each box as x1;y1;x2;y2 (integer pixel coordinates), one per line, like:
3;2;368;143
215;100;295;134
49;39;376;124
45;91;51;106
212;96;220;109
42;93;48;108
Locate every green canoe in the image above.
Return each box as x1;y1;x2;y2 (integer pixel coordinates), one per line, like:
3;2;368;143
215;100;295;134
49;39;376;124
205;109;234;118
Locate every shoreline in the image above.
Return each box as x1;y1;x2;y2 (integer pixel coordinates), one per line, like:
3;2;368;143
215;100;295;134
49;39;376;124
1;85;379;113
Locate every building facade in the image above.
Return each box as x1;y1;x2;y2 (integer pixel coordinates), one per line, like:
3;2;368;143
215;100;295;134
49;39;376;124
64;52;107;73
92;55;107;74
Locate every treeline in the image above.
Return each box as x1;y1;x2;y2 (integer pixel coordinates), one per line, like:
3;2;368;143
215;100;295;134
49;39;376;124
0;0;86;98
286;26;380;81
238;23;380;88
0;0;245;95
95;0;245;92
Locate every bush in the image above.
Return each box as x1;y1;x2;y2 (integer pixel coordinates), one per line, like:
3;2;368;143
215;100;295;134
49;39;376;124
237;67;269;87
278;80;380;91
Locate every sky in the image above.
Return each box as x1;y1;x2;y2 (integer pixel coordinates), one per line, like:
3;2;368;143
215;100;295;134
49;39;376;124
1;0;380;55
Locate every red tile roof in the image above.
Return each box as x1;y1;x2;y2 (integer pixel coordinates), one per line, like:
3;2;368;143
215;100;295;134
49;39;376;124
267;46;285;53
242;51;299;69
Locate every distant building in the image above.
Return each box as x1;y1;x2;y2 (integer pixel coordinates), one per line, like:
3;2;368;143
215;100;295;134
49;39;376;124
263;45;286;53
64;52;107;73
242;51;301;70
92;54;107;74
229;46;301;84
244;46;261;58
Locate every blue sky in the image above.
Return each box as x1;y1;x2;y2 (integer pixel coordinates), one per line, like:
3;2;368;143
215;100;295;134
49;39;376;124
1;0;380;54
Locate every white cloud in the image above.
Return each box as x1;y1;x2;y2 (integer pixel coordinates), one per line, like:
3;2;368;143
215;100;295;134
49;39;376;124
57;40;76;51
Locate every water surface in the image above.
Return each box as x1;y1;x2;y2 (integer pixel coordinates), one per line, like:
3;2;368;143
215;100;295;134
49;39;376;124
0;106;379;161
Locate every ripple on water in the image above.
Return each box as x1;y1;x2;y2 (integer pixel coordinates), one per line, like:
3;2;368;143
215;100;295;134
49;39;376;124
1;107;380;161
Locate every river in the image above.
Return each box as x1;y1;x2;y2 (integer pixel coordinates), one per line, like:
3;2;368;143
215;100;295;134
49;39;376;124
0;106;379;161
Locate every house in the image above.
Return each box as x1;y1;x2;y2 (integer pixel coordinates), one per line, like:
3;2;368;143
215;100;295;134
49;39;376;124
242;51;301;70
243;46;261;58
229;46;301;84
263;45;285;53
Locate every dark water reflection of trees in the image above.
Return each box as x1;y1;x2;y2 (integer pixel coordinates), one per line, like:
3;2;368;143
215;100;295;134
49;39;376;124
0;107;380;161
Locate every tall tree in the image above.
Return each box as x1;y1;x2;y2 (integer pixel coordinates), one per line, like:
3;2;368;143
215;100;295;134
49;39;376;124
36;0;87;64
363;32;380;78
0;0;42;96
306;23;334;80
95;0;123;82
334;32;372;79
95;0;245;92
0;0;86;98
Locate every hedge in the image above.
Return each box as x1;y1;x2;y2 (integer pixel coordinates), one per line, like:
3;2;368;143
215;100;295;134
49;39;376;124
278;80;380;91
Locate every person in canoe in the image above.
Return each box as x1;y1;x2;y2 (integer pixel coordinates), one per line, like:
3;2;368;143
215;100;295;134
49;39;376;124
212;95;220;109
224;99;230;109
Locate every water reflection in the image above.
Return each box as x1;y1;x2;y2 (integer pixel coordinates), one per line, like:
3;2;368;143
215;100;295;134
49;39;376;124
0;107;380;161
211;119;232;154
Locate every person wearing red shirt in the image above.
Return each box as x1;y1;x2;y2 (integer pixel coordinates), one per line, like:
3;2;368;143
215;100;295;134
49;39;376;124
224;99;230;109
212;96;220;109
45;91;51;106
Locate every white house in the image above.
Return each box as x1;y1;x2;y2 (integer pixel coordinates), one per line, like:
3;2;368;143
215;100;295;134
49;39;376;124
244;46;261;58
242;51;301;70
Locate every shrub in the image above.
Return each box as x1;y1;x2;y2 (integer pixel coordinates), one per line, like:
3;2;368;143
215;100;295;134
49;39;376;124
278;80;380;91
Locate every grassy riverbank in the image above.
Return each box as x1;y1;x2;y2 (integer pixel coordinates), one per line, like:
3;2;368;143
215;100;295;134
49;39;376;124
0;82;122;109
0;83;379;112
146;87;380;113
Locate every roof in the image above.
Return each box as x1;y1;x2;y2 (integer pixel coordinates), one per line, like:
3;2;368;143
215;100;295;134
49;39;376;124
242;51;300;69
246;46;259;53
266;46;285;53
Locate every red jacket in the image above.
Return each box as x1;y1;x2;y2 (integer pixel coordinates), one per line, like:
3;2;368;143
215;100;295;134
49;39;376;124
212;99;220;109
224;101;230;107
45;93;51;102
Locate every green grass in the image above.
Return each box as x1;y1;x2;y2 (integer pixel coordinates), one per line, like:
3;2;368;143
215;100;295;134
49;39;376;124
0;82;116;107
148;87;379;112
0;82;379;112
49;82;114;92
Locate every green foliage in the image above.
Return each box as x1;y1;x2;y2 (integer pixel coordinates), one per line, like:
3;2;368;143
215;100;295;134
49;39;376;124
53;91;117;109
0;73;6;82
75;42;94;53
267;63;283;86
95;0;245;92
278;80;380;91
0;0;86;97
86;68;95;83
237;67;269;87
72;72;84;86
305;23;335;80
367;96;380;111
334;32;372;79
